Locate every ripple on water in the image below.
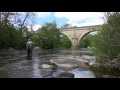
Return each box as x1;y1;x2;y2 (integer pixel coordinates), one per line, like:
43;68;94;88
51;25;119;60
57;68;66;72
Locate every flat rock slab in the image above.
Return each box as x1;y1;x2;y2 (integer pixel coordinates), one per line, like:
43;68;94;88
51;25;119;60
53;72;75;78
50;59;78;69
77;62;90;70
50;58;69;63
50;58;91;69
82;55;95;60
57;63;78;69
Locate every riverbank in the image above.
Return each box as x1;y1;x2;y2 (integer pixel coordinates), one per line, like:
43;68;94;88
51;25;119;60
80;48;120;71
97;61;120;70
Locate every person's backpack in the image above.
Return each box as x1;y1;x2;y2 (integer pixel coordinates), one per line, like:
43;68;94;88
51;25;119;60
27;42;33;49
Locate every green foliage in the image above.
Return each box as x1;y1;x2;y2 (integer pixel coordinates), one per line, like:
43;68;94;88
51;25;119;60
30;34;39;46
79;34;95;48
61;23;72;28
59;34;72;48
92;12;120;63
0;25;26;49
36;21;60;49
0;12;37;49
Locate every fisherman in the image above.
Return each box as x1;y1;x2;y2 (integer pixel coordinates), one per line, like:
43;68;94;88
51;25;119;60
26;39;34;56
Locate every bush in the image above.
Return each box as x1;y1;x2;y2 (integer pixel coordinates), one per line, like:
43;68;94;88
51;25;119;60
92;12;120;66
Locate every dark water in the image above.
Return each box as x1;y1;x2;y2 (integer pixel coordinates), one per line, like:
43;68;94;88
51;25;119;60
0;48;120;78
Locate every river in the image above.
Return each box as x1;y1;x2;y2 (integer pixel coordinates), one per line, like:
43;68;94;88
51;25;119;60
0;48;120;78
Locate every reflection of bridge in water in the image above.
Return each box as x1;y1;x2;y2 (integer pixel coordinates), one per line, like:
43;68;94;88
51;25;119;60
60;25;102;49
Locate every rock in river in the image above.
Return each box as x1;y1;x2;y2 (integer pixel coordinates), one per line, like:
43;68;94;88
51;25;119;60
53;72;75;78
57;63;78;69
41;64;54;69
50;59;78;69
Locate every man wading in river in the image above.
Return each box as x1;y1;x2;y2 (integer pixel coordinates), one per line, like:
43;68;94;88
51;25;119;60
26;39;34;57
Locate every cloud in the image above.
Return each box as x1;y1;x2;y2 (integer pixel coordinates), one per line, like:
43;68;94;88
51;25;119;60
27;24;41;31
33;24;42;31
35;12;52;18
54;12;104;27
71;17;104;27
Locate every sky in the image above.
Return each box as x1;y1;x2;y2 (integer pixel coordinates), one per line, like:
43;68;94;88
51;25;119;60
28;12;105;31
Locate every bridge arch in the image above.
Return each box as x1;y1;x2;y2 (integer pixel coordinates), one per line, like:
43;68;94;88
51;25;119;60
60;33;72;48
60;25;101;48
60;31;73;44
78;30;98;44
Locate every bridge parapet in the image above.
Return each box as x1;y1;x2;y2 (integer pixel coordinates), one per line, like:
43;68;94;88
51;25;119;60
60;25;102;31
89;25;102;31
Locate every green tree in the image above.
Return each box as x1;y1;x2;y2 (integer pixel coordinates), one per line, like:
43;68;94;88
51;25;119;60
61;23;72;28
37;21;60;49
0;12;37;49
79;34;95;48
59;34;72;48
92;12;120;69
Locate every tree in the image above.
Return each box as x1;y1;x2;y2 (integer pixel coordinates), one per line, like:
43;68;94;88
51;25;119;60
59;34;72;48
0;12;17;48
37;21;60;49
61;23;72;28
79;34;95;48
92;12;120;69
0;12;37;35
16;12;36;35
0;12;37;49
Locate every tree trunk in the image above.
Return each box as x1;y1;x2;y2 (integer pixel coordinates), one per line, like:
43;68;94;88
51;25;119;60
19;12;29;35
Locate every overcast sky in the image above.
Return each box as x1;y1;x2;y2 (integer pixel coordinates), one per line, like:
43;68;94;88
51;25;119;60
29;12;105;31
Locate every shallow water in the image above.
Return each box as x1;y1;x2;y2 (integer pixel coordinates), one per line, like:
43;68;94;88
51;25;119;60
0;48;120;78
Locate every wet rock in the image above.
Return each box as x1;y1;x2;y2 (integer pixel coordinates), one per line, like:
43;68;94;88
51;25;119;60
50;58;91;69
89;60;96;65
50;58;68;63
57;63;78;69
50;58;89;69
50;59;78;69
82;55;95;60
68;56;89;64
53;72;75;78
41;64;54;69
77;62;90;70
75;59;89;64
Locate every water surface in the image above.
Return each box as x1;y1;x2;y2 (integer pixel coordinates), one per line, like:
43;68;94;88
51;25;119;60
0;48;120;78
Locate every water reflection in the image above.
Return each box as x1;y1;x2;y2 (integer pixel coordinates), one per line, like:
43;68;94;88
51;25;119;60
27;55;32;60
57;68;95;78
32;57;42;78
70;68;95;78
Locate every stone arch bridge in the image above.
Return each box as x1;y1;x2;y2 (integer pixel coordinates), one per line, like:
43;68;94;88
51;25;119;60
60;25;102;49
